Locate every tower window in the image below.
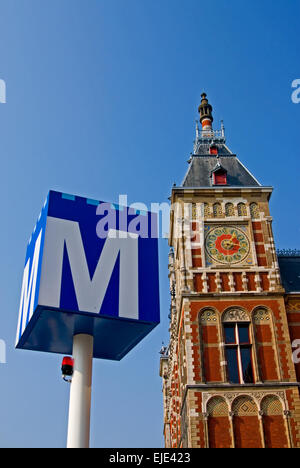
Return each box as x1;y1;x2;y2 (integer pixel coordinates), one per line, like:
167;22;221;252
211;162;227;186
192;203;197;220
237;203;247;217
213;171;227;185
213;202;222;218
209;145;218;155
225;202;234;217
250;202;259;219
204;202;210;218
224;323;254;384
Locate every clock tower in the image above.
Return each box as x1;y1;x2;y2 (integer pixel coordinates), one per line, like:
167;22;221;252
160;94;300;448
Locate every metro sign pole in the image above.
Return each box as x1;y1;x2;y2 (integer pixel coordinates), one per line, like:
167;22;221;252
16;190;160;448
67;334;93;449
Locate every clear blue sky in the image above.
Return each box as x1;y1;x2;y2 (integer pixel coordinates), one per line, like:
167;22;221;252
0;0;299;448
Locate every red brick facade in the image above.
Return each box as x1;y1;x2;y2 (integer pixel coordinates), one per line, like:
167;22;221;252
160;192;300;448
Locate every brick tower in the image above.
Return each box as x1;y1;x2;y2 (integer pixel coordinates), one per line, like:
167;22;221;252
159;94;300;448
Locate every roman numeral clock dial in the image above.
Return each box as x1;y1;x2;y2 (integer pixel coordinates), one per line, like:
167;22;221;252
205;226;251;265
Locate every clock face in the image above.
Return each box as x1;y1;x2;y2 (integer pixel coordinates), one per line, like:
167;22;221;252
205;226;250;265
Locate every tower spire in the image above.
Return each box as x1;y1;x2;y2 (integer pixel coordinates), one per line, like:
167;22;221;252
195;120;200;139
198;93;213;132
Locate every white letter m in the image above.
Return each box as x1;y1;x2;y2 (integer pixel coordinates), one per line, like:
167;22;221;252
38;217;139;320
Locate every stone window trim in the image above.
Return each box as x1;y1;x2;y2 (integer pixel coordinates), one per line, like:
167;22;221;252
197;306;282;386
223;321;255;385
251;306;281;383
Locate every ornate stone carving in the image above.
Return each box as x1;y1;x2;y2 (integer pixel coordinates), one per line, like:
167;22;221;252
207;396;229;417
250;202;260;219
232;396;258;416
213;202;222;218
237;203;247;217
225;203;234;217
261;395;284;416
253;308;271;324
202;390;288;414
223;309;249;323
200;309;218;323
203;203;211;218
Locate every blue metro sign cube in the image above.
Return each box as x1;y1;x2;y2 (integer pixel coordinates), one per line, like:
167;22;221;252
16;191;160;360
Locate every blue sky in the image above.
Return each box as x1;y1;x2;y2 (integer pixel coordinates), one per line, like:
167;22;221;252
0;0;299;448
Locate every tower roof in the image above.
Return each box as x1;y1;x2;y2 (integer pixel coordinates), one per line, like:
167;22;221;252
181;94;261;188
182;155;260;188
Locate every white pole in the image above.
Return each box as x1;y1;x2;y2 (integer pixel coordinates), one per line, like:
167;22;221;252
67;334;94;449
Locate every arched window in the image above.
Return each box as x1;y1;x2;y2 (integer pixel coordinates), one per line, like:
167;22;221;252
203;203;210;218
207;397;232;448
253;308;279;381
250;202;259;219
225;202;234;217
237;203;247;217
192;203;197;220
261;396;289;448
232;396;263;448
223;309;254;384
199;309;222;383
213;202;222;218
